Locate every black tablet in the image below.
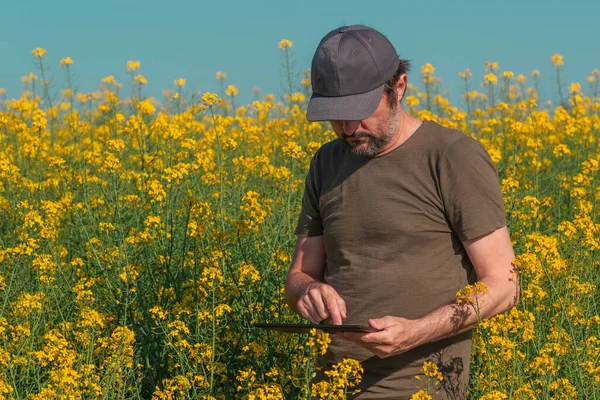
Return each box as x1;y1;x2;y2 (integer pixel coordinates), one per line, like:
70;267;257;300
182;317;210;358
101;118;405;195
253;323;381;333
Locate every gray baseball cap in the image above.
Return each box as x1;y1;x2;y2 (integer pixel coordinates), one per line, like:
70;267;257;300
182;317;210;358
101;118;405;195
306;25;400;122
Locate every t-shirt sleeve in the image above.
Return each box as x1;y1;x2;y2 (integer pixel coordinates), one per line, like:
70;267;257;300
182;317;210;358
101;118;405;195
294;150;324;237
438;135;507;242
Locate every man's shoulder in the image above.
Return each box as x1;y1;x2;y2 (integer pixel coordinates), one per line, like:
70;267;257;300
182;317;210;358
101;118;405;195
420;120;483;155
311;138;348;162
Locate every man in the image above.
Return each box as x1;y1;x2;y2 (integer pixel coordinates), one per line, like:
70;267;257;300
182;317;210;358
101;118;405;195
284;25;519;399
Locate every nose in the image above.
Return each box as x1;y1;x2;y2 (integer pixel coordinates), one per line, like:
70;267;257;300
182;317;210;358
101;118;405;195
341;120;360;136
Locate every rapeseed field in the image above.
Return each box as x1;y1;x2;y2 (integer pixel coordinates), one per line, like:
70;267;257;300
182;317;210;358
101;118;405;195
0;41;598;399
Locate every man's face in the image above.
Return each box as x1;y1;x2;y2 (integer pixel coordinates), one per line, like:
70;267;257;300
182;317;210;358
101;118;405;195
329;94;399;157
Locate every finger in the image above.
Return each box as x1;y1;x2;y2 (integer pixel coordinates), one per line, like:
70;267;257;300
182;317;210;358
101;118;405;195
325;296;343;325
299;299;324;323
343;330;388;346
321;287;345;324
360;333;388;346
368;318;390;331
297;302;316;323
308;289;329;321
337;297;347;320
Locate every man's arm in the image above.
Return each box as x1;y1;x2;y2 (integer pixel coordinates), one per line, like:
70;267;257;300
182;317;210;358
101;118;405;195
285;236;347;325
340;226;518;357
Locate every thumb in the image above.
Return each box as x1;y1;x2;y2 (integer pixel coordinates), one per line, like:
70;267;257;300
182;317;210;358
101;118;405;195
368;318;386;330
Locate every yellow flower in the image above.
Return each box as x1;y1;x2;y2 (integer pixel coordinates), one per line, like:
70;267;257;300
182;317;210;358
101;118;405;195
119;263;141;284
484;73;498;86
549;378;577;398
421;63;436;76
485;61;499;71
76;93;89;103
513;384;536;399
22;74;35;84
480;391;508;400
216;71;227;80
137;100;156;115
290;92;305;102
174;78;186;87
282;141;304;160
487;147;502;164
518;98;538;110
149;305;167;321
312;358;364;399
135;74;148;85
202;92;221;107
0;378;14;397
553;144;571;157
568;82;581;95
102;75;117;85
60;56;73;67
532;69;541;77
236;368;257;391
32;47;46;57
239;191;270;233
458;68;472;78
13;292;46;316
278;39;293;49
126;60;141;72
225;85;239;97
301;69;311;86
551;53;564;67
406;96;419;107
422;361;443;384
410;390;433;400
456;282;488;310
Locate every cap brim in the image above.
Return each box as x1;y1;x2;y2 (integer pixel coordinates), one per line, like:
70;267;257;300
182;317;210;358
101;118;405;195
306;84;384;122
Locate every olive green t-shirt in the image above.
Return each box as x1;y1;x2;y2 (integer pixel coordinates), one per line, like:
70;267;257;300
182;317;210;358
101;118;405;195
295;120;507;399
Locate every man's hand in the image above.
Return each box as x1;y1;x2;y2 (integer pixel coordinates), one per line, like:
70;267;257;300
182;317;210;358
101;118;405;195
285;236;348;324
297;282;347;325
337;316;421;358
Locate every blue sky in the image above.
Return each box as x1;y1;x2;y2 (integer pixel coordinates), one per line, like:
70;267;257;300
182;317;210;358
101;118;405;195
1;0;598;107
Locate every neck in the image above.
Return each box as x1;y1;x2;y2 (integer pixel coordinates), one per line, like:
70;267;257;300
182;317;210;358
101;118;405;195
374;110;422;157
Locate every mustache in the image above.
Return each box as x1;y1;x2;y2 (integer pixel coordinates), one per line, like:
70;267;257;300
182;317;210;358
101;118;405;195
346;131;373;138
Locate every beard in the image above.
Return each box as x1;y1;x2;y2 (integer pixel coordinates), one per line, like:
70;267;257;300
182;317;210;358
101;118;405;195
342;107;400;157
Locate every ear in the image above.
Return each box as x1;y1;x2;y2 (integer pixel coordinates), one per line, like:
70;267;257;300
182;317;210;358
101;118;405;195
396;74;408;103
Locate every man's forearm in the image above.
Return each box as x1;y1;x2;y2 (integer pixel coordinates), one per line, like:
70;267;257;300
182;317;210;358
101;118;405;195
409;227;520;351
410;276;519;350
